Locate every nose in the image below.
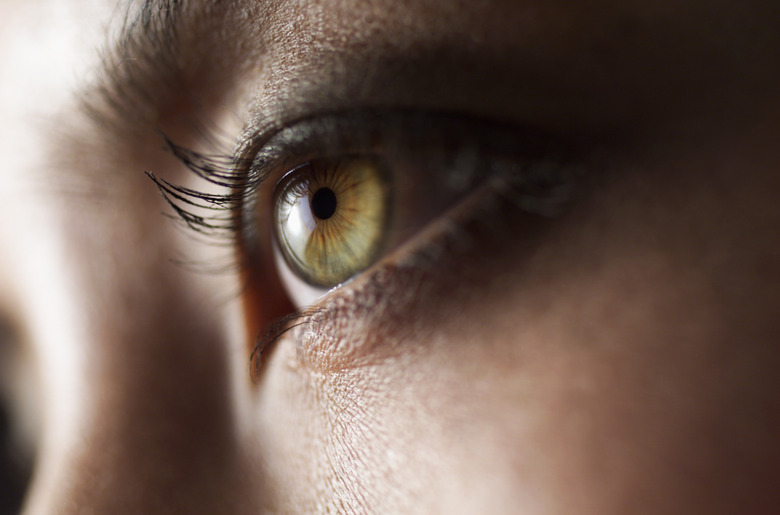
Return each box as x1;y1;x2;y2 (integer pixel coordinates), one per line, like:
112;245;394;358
0;0;262;510
18;191;260;514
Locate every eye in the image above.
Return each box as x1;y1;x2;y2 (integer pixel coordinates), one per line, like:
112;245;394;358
148;112;579;367
273;158;390;288
234;112;577;310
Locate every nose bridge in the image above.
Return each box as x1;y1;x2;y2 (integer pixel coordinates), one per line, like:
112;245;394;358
25;293;253;513
20;215;256;513
81;330;240;513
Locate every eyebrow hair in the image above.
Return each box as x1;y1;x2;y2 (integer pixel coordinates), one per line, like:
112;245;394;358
81;0;184;137
81;0;257;144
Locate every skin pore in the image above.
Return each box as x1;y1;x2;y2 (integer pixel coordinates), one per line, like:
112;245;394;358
1;0;780;513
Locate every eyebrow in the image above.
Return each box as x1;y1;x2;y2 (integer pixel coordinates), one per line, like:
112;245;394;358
81;0;258;143
81;0;183;136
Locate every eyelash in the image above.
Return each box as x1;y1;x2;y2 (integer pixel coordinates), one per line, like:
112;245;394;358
148;111;582;377
145;135;258;240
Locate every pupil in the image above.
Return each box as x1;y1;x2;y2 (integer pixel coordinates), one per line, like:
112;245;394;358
310;188;337;220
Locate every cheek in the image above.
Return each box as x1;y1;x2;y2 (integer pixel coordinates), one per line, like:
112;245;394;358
251;140;780;512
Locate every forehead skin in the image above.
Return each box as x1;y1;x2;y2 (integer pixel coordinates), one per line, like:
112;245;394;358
0;0;779;513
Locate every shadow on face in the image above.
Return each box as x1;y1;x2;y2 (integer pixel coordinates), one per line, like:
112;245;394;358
0;0;779;513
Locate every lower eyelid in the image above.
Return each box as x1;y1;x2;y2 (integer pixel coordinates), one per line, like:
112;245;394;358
283;263;426;373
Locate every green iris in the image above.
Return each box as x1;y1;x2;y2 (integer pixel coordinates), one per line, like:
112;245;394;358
273;158;390;287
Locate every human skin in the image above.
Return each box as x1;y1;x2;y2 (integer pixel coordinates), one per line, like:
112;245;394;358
1;0;780;513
